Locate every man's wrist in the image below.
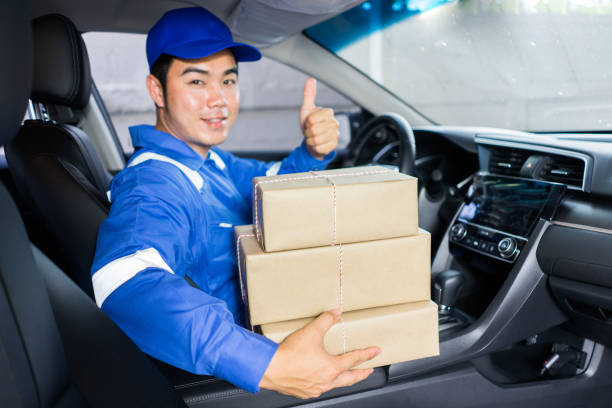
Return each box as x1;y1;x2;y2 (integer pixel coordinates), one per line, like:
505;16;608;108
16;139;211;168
213;327;279;393
308;150;328;161
303;142;335;162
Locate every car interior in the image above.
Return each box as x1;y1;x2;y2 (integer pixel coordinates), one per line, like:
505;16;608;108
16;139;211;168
2;0;612;407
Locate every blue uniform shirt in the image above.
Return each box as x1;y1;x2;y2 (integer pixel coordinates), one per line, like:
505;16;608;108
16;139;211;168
91;125;335;392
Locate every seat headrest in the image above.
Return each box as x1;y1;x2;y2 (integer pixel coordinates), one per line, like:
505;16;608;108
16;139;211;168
31;14;92;110
0;0;32;146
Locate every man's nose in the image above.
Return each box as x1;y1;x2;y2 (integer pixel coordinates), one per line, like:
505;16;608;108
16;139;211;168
207;84;228;108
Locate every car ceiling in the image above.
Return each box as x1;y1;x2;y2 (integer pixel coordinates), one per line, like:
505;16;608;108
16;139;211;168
28;0;363;47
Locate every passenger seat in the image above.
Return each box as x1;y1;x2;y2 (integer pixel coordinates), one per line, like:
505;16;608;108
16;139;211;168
6;14;113;298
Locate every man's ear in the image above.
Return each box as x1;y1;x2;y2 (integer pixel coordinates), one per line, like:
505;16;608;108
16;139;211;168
146;74;165;109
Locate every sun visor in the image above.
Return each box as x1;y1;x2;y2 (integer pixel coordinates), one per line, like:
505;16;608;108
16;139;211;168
228;0;362;47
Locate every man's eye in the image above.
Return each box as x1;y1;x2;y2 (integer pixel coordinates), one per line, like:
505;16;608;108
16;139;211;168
191;79;204;85
224;79;237;86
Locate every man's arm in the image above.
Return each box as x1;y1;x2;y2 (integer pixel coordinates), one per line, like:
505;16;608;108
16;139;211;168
101;266;278;391
95;163;379;398
91;164;277;392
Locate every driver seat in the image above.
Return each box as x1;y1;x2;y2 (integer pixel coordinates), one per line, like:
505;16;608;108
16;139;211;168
6;13;116;298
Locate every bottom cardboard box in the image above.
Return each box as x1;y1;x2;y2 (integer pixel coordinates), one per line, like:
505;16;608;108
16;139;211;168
260;300;439;369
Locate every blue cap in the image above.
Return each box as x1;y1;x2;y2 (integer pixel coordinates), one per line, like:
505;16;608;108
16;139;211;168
146;7;261;70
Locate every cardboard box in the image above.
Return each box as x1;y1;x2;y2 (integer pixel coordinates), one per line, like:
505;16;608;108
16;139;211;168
260;301;439;369
235;225;431;325
252;166;418;252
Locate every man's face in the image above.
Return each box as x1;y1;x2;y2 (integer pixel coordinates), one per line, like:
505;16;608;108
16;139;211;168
155;49;239;157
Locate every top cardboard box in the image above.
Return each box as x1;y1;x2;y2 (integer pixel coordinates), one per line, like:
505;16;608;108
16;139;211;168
252;166;418;252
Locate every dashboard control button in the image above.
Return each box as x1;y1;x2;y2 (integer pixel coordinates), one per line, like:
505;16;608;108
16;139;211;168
479;241;488;250
488;244;496;253
476;228;493;238
498;237;518;258
450;223;467;242
471;239;480;247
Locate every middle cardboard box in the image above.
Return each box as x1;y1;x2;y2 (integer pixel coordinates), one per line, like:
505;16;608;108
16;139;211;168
235;225;431;326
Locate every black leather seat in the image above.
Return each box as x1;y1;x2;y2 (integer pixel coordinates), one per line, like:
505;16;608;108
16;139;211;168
6;14;115;298
0;2;186;407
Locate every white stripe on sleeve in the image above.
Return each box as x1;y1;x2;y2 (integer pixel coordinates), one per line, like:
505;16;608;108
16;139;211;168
265;162;282;176
92;248;174;307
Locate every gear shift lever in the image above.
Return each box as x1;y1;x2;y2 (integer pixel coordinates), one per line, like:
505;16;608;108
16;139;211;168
433;269;465;314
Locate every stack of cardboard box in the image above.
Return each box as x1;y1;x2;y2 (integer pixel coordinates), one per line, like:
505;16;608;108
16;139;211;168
235;166;439;368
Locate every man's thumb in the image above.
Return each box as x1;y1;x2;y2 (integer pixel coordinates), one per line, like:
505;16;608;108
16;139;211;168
310;309;341;338
301;77;317;119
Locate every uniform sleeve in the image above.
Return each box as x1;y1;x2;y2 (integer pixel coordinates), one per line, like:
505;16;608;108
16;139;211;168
91;164;278;393
218;140;337;202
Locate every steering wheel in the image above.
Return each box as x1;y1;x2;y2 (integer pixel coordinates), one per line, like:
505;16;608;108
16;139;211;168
344;112;416;175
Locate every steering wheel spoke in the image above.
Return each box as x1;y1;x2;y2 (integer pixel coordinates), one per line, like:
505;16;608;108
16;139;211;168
371;140;401;164
344;113;416;174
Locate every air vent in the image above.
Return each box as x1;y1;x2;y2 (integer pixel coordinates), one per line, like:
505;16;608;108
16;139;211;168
488;147;530;177
485;145;586;189
539;154;585;188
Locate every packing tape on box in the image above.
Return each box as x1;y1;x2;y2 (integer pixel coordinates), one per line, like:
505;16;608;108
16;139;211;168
240;167;395;352
310;170;346;353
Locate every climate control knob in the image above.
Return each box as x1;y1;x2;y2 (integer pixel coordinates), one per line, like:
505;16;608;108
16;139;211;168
450;223;467;242
498;237;518;258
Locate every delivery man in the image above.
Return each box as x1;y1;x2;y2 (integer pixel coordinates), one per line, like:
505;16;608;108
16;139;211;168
91;7;379;399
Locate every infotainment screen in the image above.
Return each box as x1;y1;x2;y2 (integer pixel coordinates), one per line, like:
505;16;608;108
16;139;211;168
458;174;565;237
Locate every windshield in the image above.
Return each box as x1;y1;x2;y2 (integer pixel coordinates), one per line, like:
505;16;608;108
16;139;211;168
306;0;612;132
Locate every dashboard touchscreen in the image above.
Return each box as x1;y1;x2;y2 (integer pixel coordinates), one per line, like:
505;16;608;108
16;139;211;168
458;174;565;237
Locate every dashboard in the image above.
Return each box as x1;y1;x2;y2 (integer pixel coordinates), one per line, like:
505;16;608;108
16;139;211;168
450;174;565;263
423;125;612;195
418;125;612;349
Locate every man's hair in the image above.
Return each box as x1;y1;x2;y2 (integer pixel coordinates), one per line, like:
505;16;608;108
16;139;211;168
150;53;175;106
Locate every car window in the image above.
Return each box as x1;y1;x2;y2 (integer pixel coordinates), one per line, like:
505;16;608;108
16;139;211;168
307;0;612;132
83;32;355;155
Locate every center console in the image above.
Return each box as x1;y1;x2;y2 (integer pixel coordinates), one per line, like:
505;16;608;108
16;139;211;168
449;173;565;264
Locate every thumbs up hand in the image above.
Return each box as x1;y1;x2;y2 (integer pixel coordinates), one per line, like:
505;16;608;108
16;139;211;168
299;78;339;160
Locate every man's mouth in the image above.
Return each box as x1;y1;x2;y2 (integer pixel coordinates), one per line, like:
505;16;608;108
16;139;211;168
202;116;227;128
